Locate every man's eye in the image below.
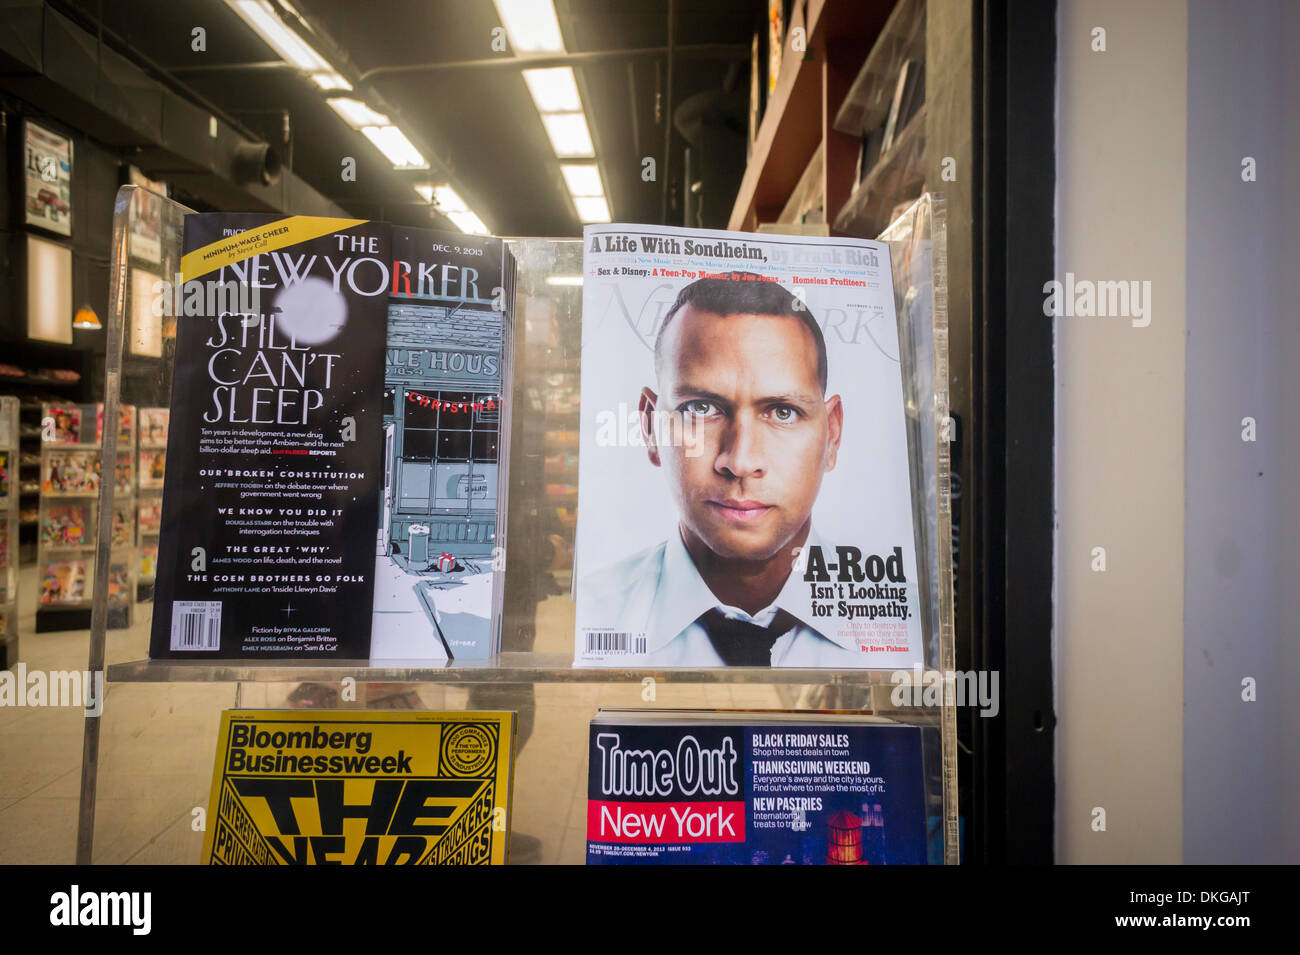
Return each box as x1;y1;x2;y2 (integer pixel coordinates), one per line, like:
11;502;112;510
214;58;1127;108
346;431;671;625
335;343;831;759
683;400;716;416
769;405;799;422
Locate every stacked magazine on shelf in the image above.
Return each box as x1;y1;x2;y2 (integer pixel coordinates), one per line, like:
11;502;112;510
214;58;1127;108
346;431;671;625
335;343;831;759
38;402;135;628
585;709;929;865
147;215;517;662
572;224;925;670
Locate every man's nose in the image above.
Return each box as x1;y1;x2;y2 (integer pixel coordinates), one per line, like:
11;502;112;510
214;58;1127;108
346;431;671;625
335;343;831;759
715;414;765;479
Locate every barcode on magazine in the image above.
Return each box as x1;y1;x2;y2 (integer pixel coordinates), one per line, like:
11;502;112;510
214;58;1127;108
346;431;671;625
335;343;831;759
585;631;646;654
170;601;222;651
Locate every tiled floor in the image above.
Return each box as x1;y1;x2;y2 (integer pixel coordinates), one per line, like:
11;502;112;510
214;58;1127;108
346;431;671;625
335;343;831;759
0;566;791;864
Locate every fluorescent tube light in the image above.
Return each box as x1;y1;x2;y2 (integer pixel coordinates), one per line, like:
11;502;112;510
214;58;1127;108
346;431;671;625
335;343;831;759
573;196;610;223
327;98;390;128
491;0;565;55
522;67;582;112
431;186;488;234
433;185;468;212
447;210;489;235
361;126;428;169
561;163;603;197
545;275;583;286
228;0;333;72
414;185;435;202
312;72;352;90
540;112;594;158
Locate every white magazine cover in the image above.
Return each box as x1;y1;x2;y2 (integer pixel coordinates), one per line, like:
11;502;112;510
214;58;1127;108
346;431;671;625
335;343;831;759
574;224;924;669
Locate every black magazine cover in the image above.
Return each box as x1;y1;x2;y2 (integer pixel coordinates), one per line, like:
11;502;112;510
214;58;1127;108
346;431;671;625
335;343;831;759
149;214;389;659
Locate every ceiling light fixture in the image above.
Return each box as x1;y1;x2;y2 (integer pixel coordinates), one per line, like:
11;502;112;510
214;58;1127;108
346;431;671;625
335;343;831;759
227;0;333;72
327;98;390;128
432;186;489;235
540;113;594;158
226;1;433;173
522;67;582;112
572;196;611;224
560;163;603;197
493;0;612;222
360;126;428;170
312;72;352;91
72;306;102;331
491;0;565;55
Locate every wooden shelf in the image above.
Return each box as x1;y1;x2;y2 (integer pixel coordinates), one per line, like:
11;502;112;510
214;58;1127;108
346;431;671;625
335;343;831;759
833;104;927;236
728;0;896;232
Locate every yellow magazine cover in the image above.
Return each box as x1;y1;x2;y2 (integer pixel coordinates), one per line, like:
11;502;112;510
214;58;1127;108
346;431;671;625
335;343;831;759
201;710;515;865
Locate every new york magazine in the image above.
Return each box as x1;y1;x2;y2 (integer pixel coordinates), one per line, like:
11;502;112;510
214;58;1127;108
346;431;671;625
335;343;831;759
574;224;924;669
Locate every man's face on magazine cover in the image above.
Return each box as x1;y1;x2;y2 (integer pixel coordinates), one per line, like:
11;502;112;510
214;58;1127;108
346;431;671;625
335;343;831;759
642;305;843;562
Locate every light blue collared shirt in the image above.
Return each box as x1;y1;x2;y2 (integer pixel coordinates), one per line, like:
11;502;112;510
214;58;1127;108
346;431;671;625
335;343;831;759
576;528;874;667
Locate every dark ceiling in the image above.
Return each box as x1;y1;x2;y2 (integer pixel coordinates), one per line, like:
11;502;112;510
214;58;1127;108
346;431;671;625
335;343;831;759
60;0;762;235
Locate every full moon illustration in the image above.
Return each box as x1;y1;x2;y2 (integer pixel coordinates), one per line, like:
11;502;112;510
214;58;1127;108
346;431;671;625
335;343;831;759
273;276;348;345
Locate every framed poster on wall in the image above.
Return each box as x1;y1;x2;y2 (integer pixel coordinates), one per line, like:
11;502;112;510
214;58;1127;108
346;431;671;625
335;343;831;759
24;121;73;237
127;167;165;264
26;235;73;345
129;268;163;358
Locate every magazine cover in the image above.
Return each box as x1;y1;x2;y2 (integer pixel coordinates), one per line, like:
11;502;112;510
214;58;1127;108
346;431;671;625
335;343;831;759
586;711;928;865
369;228;515;660
139;408;169;446
45;406;81;444
42;451;99;495
96;404;134;444
40;503;90;548
107;562;131;603
201;710;516;865
128;183;163;264
112;456;133;495
149;214;389;659
138;449;165;489
24;120;72;236
39;560;87;604
138;498;162;535
574;224;924;668
111;504;133;548
140;544;158;579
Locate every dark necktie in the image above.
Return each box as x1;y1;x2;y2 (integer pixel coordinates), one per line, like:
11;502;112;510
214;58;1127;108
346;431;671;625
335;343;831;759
698;608;799;666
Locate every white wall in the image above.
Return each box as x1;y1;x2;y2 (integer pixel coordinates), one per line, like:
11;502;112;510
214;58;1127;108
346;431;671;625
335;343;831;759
1055;0;1188;863
1055;0;1300;863
1182;0;1296;864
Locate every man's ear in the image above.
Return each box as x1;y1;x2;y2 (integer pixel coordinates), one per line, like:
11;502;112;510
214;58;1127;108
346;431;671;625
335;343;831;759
824;394;843;472
639;386;662;467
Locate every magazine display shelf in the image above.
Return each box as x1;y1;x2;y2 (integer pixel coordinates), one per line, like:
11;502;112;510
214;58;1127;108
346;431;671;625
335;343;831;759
0;396;18;666
37;401;136;631
77;186;956;866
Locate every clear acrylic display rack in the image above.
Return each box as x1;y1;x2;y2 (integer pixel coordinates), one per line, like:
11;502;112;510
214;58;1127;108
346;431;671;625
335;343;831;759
76;184;956;865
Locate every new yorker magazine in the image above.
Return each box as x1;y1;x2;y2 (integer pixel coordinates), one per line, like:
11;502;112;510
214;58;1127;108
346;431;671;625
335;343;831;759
149;214;388;659
574;224;925;669
369;228;515;660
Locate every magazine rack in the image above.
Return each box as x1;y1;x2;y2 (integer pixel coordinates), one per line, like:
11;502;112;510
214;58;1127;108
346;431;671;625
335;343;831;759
76;186;957;865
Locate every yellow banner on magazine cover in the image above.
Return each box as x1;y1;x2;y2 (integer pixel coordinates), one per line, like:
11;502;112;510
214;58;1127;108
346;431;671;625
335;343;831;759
201;710;515;865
